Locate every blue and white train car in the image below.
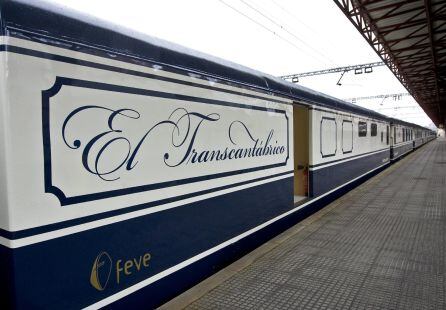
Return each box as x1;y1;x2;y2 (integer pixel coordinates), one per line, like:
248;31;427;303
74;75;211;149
390;119;435;160
413;123;433;148
390;118;416;161
0;1;435;309
415;125;436;147
308;105;390;197
414;125;425;148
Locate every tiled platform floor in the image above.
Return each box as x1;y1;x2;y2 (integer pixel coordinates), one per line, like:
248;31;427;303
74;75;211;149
186;139;446;309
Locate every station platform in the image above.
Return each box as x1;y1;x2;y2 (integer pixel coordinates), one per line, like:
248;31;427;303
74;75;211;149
162;138;446;309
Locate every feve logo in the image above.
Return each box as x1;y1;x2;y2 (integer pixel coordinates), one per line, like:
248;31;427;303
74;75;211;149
90;251;112;291
90;250;152;291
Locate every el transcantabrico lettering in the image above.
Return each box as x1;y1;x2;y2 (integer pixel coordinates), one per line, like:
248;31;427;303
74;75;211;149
62;106;286;181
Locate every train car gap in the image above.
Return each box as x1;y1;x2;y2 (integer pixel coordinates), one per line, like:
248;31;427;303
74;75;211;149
293;104;309;204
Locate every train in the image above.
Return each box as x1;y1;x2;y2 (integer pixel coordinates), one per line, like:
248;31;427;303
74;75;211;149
0;1;436;309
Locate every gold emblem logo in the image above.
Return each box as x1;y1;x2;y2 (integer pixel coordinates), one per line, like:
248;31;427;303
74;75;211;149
90;251;112;291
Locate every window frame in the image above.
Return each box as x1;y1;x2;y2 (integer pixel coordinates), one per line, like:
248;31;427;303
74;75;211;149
371;123;378;137
358;121;367;137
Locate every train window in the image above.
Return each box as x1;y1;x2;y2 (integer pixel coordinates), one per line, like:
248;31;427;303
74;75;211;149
386;126;389;145
381;131;383;142
371;123;377;136
358;121;367;137
402;128;405;142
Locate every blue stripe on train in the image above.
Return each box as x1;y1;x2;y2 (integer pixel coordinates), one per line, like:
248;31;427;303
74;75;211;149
110;161;390;309
4;177;292;309
3;155;394;309
310;150;390;197
0;246;14;309
391;143;413;160
414;138;425;148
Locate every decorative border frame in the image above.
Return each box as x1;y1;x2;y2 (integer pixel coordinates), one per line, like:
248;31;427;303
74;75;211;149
320;117;337;158
342;120;353;154
42;77;290;205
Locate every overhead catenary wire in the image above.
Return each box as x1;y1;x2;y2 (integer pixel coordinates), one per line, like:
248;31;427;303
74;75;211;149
377;105;420;110
392;112;430;116
237;0;337;66
270;0;315;32
343;92;410;102
268;0;341;62
281;61;385;80
217;0;331;66
218;1;430;125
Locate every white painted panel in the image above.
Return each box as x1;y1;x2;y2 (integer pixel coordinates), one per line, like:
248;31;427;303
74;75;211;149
0;37;293;231
342;121;353;153
48;81;288;203
320;118;337;157
310;107;389;168
0;53;9;230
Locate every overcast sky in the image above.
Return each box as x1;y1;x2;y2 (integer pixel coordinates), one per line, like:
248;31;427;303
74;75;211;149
52;0;435;128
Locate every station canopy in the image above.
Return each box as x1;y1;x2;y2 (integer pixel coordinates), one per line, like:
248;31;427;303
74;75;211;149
334;0;446;128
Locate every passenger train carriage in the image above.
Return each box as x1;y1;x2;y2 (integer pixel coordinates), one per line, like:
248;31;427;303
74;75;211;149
308;106;390;197
390;118;436;161
390;118;418;161
0;1;436;309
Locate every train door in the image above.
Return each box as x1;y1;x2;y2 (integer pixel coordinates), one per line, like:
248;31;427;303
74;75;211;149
293;104;309;204
394;126;397;145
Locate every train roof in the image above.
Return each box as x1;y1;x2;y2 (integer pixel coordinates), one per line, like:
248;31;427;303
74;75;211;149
389;118;434;131
390;118;419;128
0;0;431;129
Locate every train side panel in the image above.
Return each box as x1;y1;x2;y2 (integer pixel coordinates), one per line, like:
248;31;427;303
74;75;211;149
390;123;413;160
414;128;425;148
0;37;298;309
0;2;437;309
0;51;16;310
309;107;390;197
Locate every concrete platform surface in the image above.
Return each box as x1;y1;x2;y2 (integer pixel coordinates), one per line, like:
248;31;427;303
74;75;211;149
163;139;446;310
